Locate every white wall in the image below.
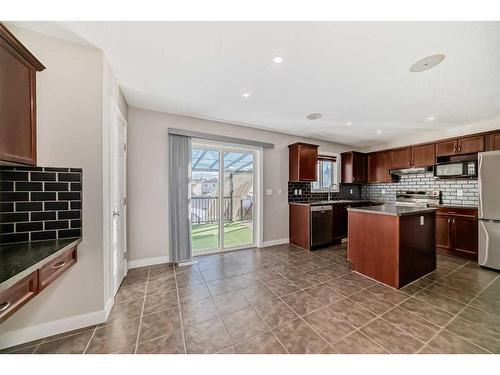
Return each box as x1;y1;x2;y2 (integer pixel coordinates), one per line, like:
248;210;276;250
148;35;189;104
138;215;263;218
0;26;126;348
127;107;354;263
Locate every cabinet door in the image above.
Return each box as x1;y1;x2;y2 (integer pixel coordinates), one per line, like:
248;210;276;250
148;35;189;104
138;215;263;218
412;144;435;167
436;215;452;251
0;39;37;165
332;205;348;239
376;151;392;182
458;135;484;155
341;151;366;183
435;139;458;157
298;145;318;181
390;148;412;169
485;132;500;151
452;217;478;258
367;153;377;183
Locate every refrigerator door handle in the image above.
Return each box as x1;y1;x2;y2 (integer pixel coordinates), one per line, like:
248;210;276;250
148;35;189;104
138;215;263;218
478;153;484;218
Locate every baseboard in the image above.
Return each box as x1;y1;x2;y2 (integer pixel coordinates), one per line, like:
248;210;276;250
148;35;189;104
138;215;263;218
104;297;114;320
0;308;108;350
127;256;170;269
260;238;289;247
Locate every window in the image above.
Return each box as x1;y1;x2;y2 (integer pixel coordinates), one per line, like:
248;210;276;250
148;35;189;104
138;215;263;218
311;156;339;191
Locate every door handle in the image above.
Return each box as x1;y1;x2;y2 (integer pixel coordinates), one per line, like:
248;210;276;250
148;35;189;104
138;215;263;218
113;211;120;217
51;261;66;269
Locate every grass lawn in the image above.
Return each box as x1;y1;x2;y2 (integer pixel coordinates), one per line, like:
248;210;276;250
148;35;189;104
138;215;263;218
192;221;253;252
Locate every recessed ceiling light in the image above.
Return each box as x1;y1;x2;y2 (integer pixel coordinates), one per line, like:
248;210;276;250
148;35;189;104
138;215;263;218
376;129;382;134
306;113;322;120
345;122;352;127
242;92;250;98
426;116;436;122
273;56;283;64
410;54;445;72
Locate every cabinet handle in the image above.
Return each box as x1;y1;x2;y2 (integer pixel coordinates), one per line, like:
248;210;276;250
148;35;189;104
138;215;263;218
453;146;457;154
0;301;11;312
51;261;66;269
458;145;462;153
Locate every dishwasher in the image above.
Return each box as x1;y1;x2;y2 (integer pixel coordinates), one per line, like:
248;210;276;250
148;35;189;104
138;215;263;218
310;205;333;248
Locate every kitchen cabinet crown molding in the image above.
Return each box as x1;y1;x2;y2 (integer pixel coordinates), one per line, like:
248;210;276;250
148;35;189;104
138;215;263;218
0;24;45;71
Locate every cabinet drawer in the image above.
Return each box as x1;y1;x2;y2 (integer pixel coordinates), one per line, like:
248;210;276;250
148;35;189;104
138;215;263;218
0;271;38;324
437;207;478;218
38;246;77;291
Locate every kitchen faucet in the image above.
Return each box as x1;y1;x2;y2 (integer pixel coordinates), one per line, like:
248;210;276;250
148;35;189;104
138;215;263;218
328;183;339;201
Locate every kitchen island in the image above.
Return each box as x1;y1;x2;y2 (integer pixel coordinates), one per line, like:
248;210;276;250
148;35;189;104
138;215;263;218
347;205;437;289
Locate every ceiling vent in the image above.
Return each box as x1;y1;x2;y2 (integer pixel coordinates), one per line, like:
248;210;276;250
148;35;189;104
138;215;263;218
306;113;322;120
410;54;445;72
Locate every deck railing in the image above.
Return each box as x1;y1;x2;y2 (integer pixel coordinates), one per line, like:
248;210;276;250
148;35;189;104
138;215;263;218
191;196;253;224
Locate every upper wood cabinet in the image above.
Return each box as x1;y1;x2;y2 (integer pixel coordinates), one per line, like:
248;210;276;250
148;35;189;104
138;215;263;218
436;135;484;158
485;132;500;151
341;151;366;183
288;142;318;182
458;135;484;155
435;139;458;157
411;143;435;167
0;24;45;166
390;147;412;169
368;151;392;183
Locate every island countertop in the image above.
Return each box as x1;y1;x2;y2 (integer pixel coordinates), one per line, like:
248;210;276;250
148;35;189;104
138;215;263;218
0;238;81;293
347;204;437;216
289;200;372;206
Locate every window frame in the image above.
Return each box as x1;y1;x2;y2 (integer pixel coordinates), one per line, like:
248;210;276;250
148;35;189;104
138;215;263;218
311;154;340;192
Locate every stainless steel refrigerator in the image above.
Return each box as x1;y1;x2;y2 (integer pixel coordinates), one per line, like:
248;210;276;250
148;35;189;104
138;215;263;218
478;150;500;270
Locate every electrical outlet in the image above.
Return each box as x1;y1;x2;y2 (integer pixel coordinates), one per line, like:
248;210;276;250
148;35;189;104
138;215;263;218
420;216;425;226
294;189;298;195
278;189;282;195
457;190;463;197
382;189;386;195
266;189;273;196
350;189;353;194
298;189;302;195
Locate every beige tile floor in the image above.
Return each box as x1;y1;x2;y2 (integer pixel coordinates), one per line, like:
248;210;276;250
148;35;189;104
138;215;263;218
2;243;500;354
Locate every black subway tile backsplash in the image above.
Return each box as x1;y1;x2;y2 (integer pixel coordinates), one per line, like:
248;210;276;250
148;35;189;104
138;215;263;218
30;172;56;181
45;201;69;211
288;181;362;202
0;166;83;244
16;202;43;212
44;182;69;191
16;182;43;191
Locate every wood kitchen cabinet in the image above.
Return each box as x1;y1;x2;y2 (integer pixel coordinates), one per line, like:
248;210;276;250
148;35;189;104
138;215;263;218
390;147;412;169
368;151;392;183
411;143;435;167
435;136;484;158
485;132;500;151
435;139;458;157
436;207;478;260
0;24;45;166
341;151;366;183
457;135;484;154
288;142;318;182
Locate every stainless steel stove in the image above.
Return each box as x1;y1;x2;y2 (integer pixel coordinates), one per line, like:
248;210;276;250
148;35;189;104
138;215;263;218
395;190;441;207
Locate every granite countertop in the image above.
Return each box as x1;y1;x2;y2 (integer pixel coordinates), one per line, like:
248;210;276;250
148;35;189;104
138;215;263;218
347;204;437;217
0;238;81;293
289;200;372;206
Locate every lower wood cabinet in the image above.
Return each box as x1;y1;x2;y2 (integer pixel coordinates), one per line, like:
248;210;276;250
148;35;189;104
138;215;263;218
0;244;78;324
436;207;478;260
0;271;38;324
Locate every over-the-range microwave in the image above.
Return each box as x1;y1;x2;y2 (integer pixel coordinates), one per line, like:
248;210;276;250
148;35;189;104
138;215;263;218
434;160;477;179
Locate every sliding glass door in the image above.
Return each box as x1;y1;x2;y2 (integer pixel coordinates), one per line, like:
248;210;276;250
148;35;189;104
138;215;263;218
191;142;255;255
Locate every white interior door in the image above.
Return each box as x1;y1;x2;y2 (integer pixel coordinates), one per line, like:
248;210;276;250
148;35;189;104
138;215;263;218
111;105;128;295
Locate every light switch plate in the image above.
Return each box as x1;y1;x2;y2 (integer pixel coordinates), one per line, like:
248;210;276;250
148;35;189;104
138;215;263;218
266;189;273;196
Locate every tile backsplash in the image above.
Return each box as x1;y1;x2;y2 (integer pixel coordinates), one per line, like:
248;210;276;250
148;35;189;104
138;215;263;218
0;166;82;244
288;182;362;202
361;172;478;206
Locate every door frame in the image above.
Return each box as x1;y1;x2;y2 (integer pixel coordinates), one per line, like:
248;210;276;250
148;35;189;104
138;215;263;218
108;100;128;297
191;139;263;255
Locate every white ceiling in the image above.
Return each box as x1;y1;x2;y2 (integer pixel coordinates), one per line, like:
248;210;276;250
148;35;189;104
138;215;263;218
11;21;500;147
